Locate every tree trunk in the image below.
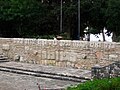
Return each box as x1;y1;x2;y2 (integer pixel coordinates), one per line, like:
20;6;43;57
102;29;105;41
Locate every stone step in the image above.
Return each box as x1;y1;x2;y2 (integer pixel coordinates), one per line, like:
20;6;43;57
0;54;4;57
0;60;9;63
0;54;7;57
0;54;9;62
0;57;8;60
0;66;90;82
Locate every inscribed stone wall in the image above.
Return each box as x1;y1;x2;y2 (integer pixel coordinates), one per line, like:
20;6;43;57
0;38;119;69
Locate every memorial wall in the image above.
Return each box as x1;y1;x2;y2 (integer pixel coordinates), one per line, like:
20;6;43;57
0;38;119;69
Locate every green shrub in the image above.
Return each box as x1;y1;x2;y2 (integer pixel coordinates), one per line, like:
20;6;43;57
67;77;120;90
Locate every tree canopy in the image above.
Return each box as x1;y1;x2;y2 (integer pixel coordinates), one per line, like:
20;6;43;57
0;0;120;41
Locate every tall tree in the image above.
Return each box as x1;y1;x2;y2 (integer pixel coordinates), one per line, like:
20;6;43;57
106;0;120;42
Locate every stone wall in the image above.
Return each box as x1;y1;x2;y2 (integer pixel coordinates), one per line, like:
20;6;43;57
0;38;120;69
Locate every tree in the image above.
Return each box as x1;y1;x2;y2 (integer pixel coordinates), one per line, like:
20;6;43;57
0;0;120;42
0;0;59;38
80;0;120;42
106;0;120;42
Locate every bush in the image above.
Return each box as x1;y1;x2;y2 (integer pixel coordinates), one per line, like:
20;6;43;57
67;77;120;90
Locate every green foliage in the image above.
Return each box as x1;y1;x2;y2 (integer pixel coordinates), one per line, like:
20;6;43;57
0;0;120;41
67;77;120;90
106;0;120;41
0;0;59;38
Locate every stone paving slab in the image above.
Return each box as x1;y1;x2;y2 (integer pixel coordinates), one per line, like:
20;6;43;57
0;71;78;90
0;62;91;89
0;62;91;78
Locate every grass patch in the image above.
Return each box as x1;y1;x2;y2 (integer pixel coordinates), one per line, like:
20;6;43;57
67;77;120;90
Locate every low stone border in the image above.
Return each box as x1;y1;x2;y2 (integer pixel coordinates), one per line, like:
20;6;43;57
92;61;120;79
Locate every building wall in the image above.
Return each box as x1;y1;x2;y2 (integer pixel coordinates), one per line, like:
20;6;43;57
0;38;119;69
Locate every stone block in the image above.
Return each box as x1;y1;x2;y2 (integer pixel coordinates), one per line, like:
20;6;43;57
69;52;77;62
46;60;56;66
55;51;59;60
2;44;10;51
109;54;118;60
33;50;38;56
14;54;20;61
90;42;95;48
66;62;74;67
60;51;69;61
47;51;55;60
42;51;47;60
94;42;102;48
19;56;24;62
25;46;29;51
95;51;103;60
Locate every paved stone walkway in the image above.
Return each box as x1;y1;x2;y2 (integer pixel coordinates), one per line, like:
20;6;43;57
0;62;91;78
0;71;80;90
0;62;91;90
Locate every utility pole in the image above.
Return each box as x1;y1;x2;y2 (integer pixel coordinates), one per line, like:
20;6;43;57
60;0;63;33
77;0;80;40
